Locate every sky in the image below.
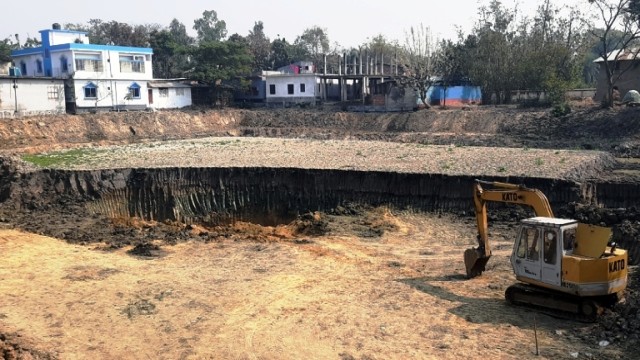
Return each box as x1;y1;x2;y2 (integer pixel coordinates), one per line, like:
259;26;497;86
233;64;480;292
4;0;586;49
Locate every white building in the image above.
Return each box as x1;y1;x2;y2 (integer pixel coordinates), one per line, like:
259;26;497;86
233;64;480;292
148;81;192;109
10;24;184;113
265;62;318;106
0;77;65;118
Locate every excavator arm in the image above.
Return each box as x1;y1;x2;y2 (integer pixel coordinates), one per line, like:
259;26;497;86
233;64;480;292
464;179;554;278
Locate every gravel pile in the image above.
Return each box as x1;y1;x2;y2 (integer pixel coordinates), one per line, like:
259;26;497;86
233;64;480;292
36;137;612;180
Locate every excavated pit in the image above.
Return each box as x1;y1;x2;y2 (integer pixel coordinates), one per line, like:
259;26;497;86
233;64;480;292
4;165;640;225
3;107;640;359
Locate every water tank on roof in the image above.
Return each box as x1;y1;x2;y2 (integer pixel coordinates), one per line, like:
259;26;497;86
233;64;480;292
52;23;61;30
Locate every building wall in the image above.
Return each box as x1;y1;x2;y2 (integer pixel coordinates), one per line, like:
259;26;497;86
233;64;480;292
426;85;482;106
265;75;317;104
71;79;150;111
41;29;88;46
0;78;65;117
235;78;266;101
149;87;192;109
13;48;153;80
594;61;640;102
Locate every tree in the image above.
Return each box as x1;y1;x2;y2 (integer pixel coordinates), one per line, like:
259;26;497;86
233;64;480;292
508;0;586;109
22;37;41;48
193;10;227;43
463;0;519;104
81;19;155;46
295;26;330;64
433;39;466;107
588;0;640;107
149;21;193;79
188;40;251;84
247;21;271;71
396;24;437;109
0;38;13;62
361;35;400;75
269;37;293;69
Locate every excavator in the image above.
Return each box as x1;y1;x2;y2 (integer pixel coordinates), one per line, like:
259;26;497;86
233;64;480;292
464;180;628;321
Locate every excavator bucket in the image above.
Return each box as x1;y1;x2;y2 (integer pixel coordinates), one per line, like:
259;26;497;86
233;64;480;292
464;247;491;278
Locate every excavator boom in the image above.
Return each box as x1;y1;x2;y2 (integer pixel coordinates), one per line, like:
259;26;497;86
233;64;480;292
464;180;554;278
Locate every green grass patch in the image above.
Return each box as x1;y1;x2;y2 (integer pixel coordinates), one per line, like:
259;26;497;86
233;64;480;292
22;148;105;168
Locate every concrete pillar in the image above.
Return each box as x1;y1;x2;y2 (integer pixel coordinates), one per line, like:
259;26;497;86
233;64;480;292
353;55;357;76
366;52;369;75
324;54;327;75
359;50;363;75
381;53;384;75
395;50;398;76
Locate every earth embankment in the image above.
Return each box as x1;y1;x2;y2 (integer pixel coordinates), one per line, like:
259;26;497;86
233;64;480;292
1;106;639;155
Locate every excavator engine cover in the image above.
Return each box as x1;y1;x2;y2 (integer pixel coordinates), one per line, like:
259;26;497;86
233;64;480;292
464;247;490;278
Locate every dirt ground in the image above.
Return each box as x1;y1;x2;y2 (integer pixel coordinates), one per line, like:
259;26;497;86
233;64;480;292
2;104;640;359
0;209;629;360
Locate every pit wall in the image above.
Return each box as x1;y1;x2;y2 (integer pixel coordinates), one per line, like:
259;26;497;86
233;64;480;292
9;166;639;225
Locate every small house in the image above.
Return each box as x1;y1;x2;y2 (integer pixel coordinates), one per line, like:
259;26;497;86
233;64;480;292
593;48;640;103
147;80;192;109
0;76;66;117
265;62;318;106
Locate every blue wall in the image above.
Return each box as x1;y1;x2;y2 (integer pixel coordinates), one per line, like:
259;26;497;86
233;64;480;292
423;85;482;106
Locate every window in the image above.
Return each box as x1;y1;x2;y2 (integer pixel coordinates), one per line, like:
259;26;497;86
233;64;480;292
287;84;294;95
47;86;60;100
83;82;97;99
20;62;27;76
563;228;576;252
176;88;185;96
300;83;305;93
518;226;539;261
36;59;43;74
120;55;145;73
60;57;68;73
269;84;276;95
159;88;169;97
75;59;103;72
543;230;557;265
128;83;141;99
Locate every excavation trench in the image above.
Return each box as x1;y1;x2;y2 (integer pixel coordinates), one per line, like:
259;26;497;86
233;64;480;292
7;166;640;226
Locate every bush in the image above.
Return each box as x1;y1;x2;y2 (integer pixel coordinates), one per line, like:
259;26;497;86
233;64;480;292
551;102;571;117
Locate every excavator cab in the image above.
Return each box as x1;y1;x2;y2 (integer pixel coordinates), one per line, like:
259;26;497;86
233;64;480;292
511;217;574;287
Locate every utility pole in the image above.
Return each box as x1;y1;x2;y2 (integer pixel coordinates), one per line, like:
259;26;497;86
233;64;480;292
13;79;18;114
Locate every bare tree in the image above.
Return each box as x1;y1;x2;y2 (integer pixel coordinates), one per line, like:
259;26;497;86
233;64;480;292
397;24;436;109
589;0;640;107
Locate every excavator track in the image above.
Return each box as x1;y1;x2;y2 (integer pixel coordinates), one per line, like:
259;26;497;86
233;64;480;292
504;283;619;323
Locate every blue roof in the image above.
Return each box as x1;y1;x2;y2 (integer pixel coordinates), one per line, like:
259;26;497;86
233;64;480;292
12;43;153;57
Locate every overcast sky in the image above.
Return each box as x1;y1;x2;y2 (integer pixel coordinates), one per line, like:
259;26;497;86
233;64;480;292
5;0;586;48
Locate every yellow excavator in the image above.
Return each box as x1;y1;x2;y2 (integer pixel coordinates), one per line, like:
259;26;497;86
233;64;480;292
464;180;628;321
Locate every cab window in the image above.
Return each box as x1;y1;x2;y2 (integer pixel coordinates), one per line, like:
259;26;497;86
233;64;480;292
563;228;576;251
543;229;558;265
518;226;539;260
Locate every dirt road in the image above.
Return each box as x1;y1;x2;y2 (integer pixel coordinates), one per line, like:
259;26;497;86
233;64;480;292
0;210;627;359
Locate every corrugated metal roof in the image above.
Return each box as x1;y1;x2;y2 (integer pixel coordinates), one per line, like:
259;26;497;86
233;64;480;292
593;48;640;63
147;81;191;88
